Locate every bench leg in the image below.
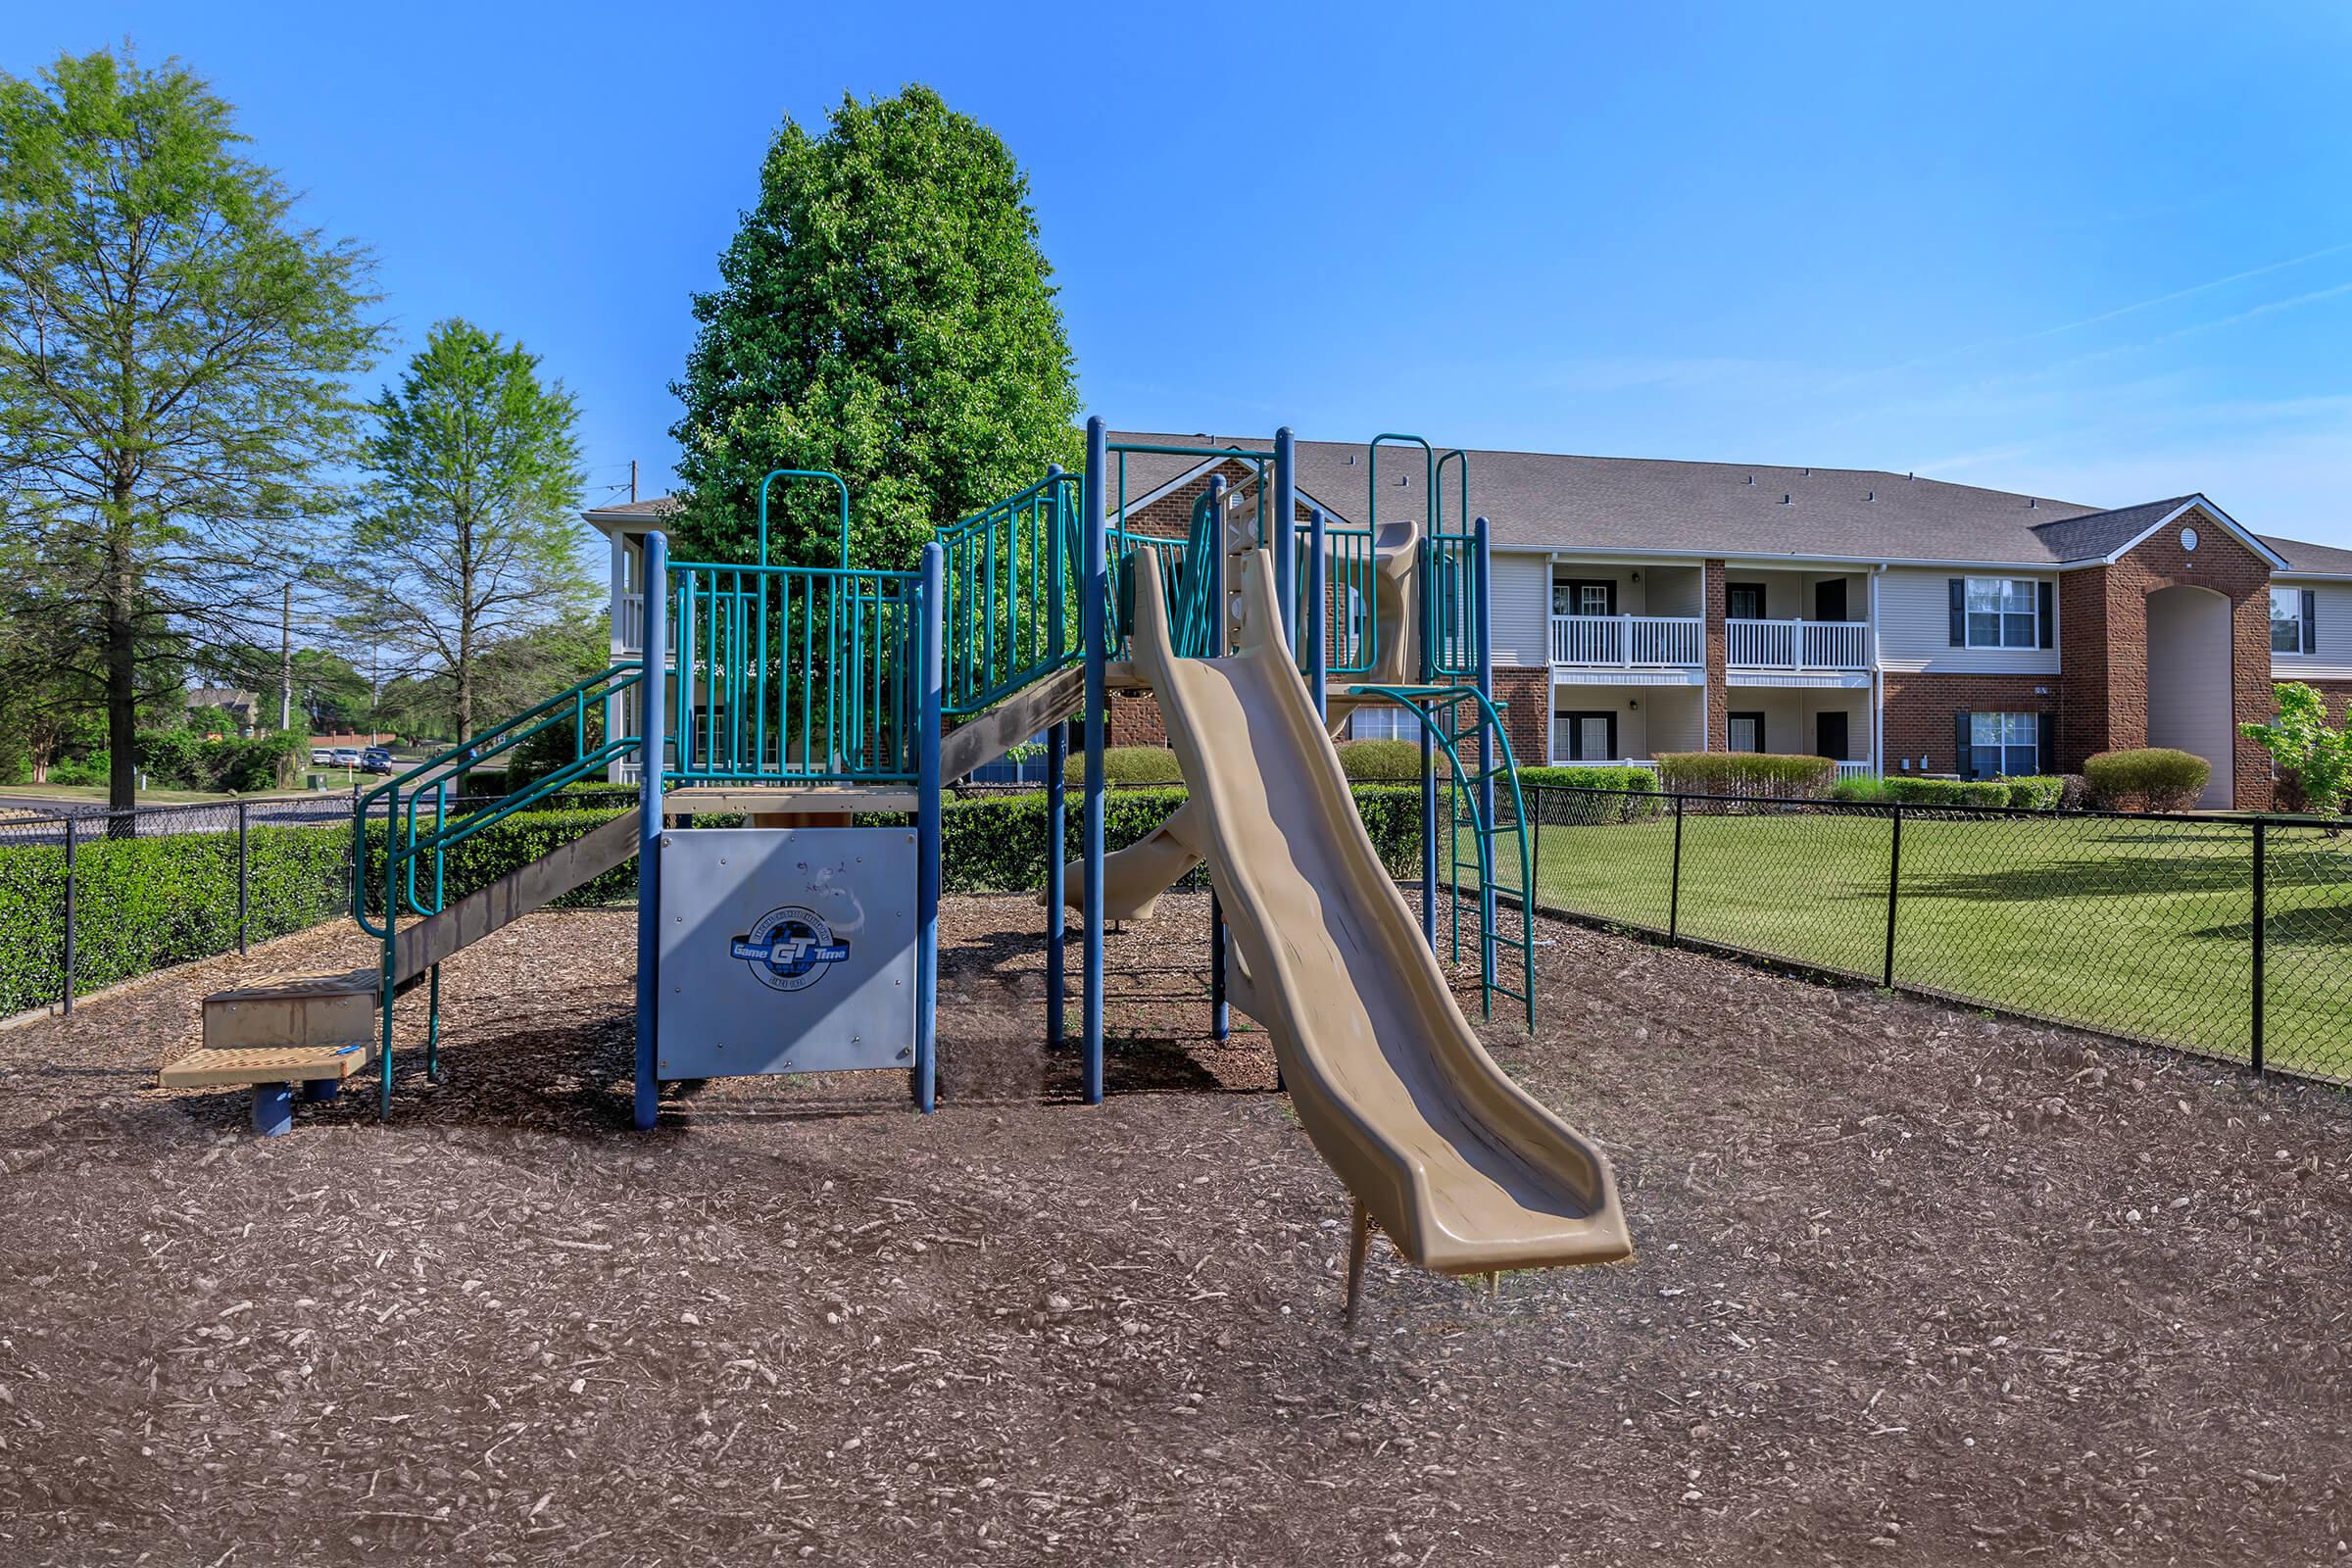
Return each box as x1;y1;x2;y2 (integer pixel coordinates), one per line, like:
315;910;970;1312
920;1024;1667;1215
301;1078;339;1103
253;1083;294;1137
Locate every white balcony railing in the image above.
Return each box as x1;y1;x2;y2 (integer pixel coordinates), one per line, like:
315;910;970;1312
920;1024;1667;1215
614;594;681;659
1834;760;1877;780
1548;613;1703;667
1726;618;1869;671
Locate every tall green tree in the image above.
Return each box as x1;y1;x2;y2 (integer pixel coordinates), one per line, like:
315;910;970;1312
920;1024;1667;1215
0;47;386;813
351;318;596;742
671;84;1079;570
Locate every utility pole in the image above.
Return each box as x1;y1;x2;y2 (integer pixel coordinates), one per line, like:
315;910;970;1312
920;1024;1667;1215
279;581;293;732
629;460;638;504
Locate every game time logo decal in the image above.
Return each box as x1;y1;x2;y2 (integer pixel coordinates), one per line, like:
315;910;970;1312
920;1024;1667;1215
730;906;852;993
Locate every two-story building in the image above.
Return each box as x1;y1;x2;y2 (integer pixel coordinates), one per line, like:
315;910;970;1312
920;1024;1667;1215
587;436;2352;810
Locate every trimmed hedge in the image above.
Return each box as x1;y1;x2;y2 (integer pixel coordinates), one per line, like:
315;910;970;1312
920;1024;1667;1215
1833;774;2067;809
0;824;351;1015
2084;748;2211;812
1060;746;1185;787
1655;752;1837;799
1518;765;1660;796
2001;775;2067;810
1334;739;1426;781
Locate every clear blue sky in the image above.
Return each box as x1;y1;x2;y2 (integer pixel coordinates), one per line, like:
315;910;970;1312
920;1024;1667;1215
7;2;2349;544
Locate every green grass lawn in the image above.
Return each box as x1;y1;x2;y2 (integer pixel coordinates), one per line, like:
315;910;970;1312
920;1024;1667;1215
0;782;318;808
1484;807;2352;1077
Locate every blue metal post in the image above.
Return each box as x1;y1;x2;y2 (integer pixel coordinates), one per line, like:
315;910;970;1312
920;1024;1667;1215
915;542;944;1112
1474;515;1497;980
1205;474;1228;1042
1272;426;1297;637
253;1083;294;1137
1082;417;1107;1102
301;1077;339;1103
1046;721;1067;1050
1043;461;1068;1053
1307;507;1328;718
633;531;668;1132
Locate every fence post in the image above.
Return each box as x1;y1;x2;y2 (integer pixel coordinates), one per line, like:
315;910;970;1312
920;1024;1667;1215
1883;803;1903;989
2250;818;2266;1075
61;815;76;1016
236;799;251;956
1667;793;1684;945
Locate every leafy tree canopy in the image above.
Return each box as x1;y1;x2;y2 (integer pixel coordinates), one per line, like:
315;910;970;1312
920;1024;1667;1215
670;84;1080;571
0;45;385;811
349;318;596;740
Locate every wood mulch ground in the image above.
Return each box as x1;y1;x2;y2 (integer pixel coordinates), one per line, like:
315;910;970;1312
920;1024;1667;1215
1;892;2348;1566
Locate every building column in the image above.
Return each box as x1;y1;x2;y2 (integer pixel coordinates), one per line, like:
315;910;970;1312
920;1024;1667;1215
1703;559;1729;752
2230;587;2277;810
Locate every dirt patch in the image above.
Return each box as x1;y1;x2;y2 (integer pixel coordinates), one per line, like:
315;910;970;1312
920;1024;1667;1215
1;892;2348;1565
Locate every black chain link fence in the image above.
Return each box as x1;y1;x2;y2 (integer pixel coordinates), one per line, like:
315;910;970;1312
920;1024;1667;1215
1512;784;2352;1081
0;793;361;1018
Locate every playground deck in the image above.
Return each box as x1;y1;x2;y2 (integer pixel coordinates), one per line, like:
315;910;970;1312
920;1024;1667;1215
4;897;2349;1564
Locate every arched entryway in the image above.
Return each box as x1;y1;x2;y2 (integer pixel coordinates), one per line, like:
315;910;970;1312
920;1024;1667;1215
2144;584;2234;808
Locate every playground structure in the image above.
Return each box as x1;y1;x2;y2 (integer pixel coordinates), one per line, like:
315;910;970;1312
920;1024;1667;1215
160;421;1631;1303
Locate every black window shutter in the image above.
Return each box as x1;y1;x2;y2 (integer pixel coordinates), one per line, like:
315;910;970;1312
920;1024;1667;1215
2036;711;2055;775
2303;589;2318;655
2037;581;2054;649
1948;579;1966;646
1954;712;1972;777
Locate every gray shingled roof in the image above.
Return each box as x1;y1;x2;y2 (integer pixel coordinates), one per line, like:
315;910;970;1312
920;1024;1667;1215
1108;432;2125;564
2265;533;2352;576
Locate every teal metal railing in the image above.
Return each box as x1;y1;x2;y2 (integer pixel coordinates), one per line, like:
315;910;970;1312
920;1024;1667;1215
940;470;1083;716
666;561;923;784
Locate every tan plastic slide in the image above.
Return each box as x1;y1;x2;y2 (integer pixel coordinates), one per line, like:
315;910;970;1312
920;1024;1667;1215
1128;546;1632;1278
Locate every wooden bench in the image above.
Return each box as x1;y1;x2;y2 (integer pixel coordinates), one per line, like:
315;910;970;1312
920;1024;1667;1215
158;1039;376;1135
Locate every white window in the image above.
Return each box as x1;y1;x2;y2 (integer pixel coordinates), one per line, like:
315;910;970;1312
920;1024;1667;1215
1967;711;2038;778
1727;713;1763;754
2272;588;2310;655
1351;706;1423;743
1965;577;2038;649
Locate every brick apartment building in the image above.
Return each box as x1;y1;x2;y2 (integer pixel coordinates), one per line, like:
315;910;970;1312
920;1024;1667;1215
588;435;2352;810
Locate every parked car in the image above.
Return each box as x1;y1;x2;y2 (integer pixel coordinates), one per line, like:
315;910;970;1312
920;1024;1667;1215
311;748;333;765
361;747;394;774
330;747;362;767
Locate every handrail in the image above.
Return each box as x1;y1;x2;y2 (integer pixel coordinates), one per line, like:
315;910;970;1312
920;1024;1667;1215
355;661;647;938
757;468;853;568
1345;680;1536;1026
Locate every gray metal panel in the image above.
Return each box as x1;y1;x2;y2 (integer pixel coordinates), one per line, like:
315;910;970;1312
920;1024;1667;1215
656;827;916;1080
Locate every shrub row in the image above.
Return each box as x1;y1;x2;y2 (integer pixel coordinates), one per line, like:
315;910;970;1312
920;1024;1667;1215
1829;774;2068;809
1517;765;1661;796
359;784;1434;910
1655;752;1837;798
136;730;306;793
1056;741;1436;787
0;824;351;1016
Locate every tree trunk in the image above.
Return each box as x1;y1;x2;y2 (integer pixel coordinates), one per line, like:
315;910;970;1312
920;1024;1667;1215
105;523;138;835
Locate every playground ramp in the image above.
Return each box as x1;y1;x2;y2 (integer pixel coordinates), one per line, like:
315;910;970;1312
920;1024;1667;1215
1129;547;1631;1275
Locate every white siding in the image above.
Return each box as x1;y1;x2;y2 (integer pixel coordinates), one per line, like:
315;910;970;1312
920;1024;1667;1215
1876;566;2059;674
1721;690;1870;759
2270;580;2352;681
1490;552;1549;668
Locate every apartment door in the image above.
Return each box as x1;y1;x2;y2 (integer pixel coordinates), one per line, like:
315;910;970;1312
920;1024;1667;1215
1559;710;1617;761
1815;579;1847;622
1816;711;1849;762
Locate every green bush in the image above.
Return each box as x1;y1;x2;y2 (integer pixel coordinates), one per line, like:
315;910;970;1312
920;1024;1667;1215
0;824;350;1015
1655;752;1836;799
135;729;210;788
1518;765;1660;796
2084;748;2211;812
1830;775;1895;803
49;752;108;787
1060;746;1185;787
1878;777;2011;808
1334;739;1426;781
2000;775;2066;810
